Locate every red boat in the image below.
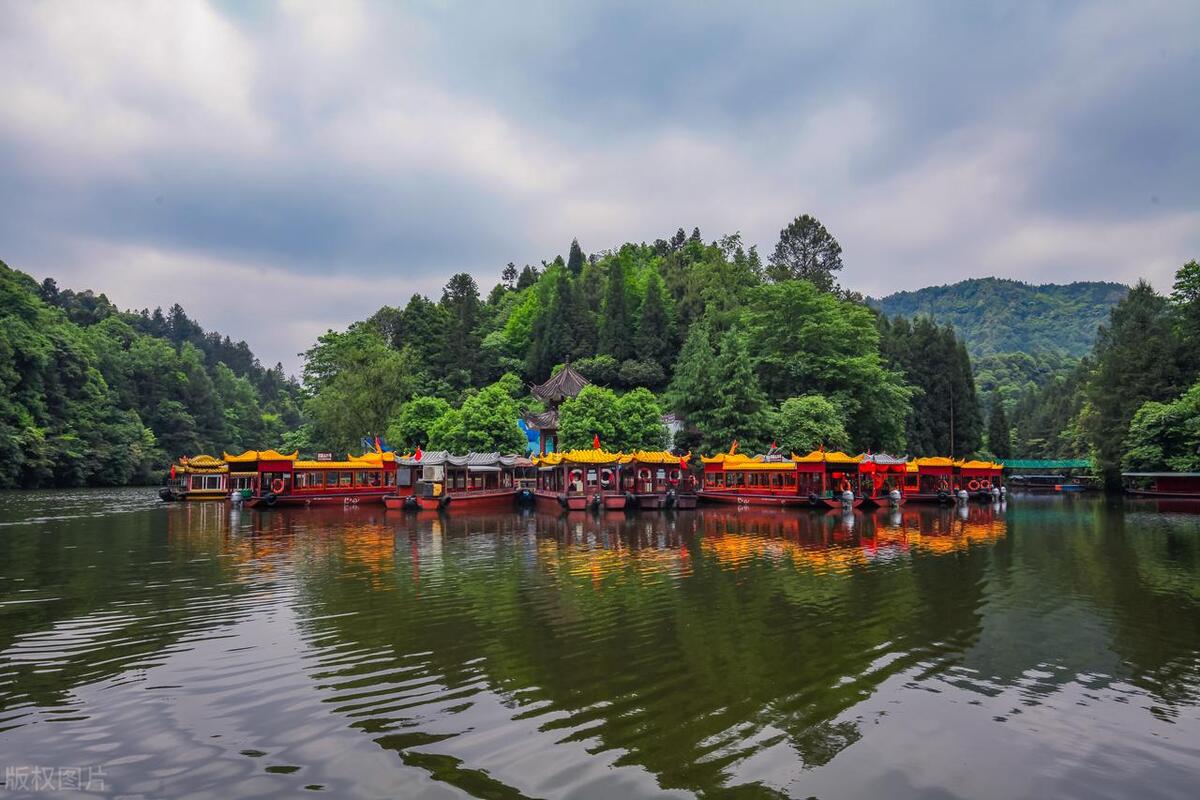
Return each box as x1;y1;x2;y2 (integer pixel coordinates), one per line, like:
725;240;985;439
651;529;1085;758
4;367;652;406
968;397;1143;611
389;451;533;511
955;459;1005;501
903;457;956;504
1122;472;1200;500
792;450;867;509
533;449;628;512
245;449;398;508
623;451;695;509
698;452;811;507
857;454;908;507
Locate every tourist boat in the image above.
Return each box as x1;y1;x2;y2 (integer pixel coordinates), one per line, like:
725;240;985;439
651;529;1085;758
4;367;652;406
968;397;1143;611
223;450;262;499
698;452;809;507
792;450;867;509
159;454;228;501
955;459;1005;500
623;451;694;509
244;449;398;507
393;451;535;511
1121;472;1200;500
1007;474;1088;493
857;454;908;507
533;449;628;511
902;457;957;503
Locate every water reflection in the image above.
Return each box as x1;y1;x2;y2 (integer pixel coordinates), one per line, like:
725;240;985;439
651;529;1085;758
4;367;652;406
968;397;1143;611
0;491;1197;798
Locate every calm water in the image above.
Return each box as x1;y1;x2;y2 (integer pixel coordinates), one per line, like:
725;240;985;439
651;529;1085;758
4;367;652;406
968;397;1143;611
0;491;1198;799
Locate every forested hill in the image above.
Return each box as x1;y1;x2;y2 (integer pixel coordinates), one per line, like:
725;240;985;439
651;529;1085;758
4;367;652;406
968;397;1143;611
0;260;303;488
871;278;1128;358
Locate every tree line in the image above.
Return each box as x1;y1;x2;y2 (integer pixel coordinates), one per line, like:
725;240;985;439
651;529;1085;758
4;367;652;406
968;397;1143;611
1009;260;1200;484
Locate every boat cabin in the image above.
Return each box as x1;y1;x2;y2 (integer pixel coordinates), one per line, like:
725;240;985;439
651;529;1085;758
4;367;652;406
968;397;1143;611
397;452;534;511
955;460;1005;499
857;454;908;506
624;451;694;509
246;450;398;507
792;450;867;508
160;454;228;501
699;453;807;507
904;457;956;503
1122;472;1200;499
533;449;628;511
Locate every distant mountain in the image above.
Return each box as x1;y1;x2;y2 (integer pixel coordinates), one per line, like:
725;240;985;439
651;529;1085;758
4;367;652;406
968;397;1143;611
870;278;1128;359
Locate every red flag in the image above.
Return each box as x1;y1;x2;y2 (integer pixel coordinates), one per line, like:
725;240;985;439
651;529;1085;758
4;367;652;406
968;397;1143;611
730;440;739;454
374;435;382;453
169;464;175;479
593;434;601;449
771;440;778;450
415;445;423;461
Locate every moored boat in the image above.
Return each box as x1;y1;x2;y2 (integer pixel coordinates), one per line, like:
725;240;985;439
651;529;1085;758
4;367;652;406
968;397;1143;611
159;454;228;501
903;457;956;504
401;451;534;511
955;459;1005;501
1122;472;1200;500
792;450;867;509
698;452;809;507
623;451;693;509
533;449;628;511
857;454;908;507
244;449;398;507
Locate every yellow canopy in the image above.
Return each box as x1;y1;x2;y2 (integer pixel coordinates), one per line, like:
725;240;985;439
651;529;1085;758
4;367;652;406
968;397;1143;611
223;450;260;463
534;449;625;466
792;450;863;465
914;456;955;467
295;459;388;470
700;453;796;471
956;459;1004;471
626;451;690;465
176;454;227;474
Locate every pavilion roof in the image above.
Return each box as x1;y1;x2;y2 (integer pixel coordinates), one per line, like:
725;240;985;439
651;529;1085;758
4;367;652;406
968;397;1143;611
530;362;590;404
522;409;559;430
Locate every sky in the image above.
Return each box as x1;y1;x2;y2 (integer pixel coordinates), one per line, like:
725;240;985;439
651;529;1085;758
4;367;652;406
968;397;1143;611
1;0;1197;375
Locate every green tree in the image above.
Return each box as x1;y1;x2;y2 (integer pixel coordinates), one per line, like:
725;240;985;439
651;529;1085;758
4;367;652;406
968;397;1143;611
766;214;843;291
387;396;452;451
634;272;671;368
440;273;483;388
557;385;621;450
1087;281;1184;484
567;238;586;276
701;329;771;455
599;257;633;361
1122;381;1200;472
772;395;851;454
987;392;1012;459
615;388;668;450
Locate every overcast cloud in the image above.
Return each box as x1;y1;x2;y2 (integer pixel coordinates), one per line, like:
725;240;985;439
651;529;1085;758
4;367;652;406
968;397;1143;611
1;0;1197;373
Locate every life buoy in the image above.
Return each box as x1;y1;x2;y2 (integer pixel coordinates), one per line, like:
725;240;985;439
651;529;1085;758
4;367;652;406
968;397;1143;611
968;479;980;491
600;468;613;486
569;469;583;484
668;469;681;484
271;478;285;494
638;467;651;481
980;479;991;490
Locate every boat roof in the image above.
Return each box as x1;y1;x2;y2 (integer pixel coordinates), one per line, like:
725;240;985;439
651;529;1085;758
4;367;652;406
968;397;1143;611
858;453;908;465
700;453;797;471
534;449;624;466
793;450;862;465
1122;472;1200;478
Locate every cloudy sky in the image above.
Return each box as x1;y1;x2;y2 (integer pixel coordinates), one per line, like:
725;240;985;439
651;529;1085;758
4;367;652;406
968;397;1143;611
2;1;1197;373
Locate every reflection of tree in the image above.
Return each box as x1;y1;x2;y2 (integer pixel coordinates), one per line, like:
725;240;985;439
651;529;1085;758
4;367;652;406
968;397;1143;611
290;507;1000;794
0;503;252;712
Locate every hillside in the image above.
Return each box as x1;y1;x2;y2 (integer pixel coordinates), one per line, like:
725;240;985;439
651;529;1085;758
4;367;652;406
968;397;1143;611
0;260;303;488
871;278;1128;358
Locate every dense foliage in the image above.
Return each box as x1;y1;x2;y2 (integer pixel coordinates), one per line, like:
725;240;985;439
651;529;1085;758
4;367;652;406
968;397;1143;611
872;278;1128;358
0;260;302;488
1009;261;1200;484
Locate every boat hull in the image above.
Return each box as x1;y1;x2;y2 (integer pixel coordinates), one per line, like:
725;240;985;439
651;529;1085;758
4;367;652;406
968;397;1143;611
697;491;811;507
246;490;391;508
383;495;416;510
821;497;865;509
674;494;698;509
414;490;518;512
904;492;956;504
635;493;663;510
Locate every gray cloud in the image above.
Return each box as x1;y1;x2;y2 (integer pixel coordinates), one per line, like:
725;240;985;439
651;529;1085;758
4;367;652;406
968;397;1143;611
0;0;1196;374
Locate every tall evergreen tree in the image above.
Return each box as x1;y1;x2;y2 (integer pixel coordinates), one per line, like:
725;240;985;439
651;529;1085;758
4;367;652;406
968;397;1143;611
704;329;770;454
766;214;843;292
501;262;518;289
440;273;483;386
598;257;633;361
634;273;670;367
567;239;585;276
987;393;1012;459
1088;280;1184;484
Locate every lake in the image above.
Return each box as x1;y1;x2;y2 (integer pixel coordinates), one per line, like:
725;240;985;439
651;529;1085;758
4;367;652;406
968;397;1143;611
0;490;1198;799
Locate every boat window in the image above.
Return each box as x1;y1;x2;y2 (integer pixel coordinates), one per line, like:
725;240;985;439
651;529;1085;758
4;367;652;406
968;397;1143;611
772;474;783;488
784;474;796;487
339;471;352;487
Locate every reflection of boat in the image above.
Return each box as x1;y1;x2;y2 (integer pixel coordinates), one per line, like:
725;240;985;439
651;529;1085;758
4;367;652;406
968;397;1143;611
1122;472;1200;500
